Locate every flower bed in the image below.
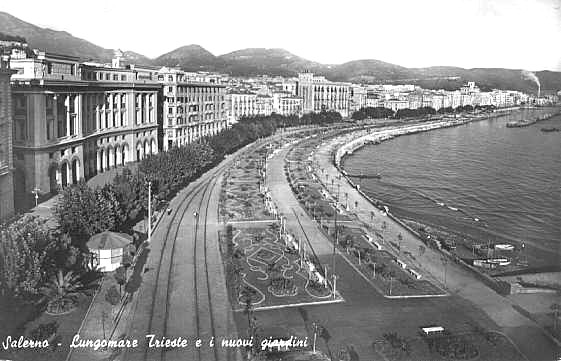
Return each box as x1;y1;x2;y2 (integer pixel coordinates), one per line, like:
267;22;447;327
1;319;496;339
373;330;525;361
219;226;338;311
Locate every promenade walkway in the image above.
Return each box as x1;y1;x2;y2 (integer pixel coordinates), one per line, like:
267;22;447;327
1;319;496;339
263;137;522;360
313;126;559;361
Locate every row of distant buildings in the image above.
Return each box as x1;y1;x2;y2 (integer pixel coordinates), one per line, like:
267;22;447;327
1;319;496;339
0;40;558;219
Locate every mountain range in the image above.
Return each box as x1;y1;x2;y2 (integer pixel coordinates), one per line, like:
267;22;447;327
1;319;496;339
1;11;560;95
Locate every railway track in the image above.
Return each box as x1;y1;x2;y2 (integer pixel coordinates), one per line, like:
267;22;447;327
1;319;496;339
122;129;319;361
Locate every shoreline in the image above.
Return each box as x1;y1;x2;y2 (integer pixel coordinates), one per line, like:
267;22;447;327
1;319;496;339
323;112;558;278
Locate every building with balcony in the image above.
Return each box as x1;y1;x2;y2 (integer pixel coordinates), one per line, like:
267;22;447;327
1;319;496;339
0;56;15;219
9;49;160;206
158;67;227;151
228;91;259;122
350;85;367;113
272;91;302;116
295;72;350;117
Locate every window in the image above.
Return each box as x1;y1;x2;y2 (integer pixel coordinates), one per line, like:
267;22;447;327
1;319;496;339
168;75;173;81
113;74;119;81
168;86;173;93
121;75;126;81
105;73;110;80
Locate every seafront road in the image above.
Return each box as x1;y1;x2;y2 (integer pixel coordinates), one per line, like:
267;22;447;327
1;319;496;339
312;127;559;360
261;136;543;360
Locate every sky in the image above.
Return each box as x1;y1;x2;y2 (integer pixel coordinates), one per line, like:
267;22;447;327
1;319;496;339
2;0;561;71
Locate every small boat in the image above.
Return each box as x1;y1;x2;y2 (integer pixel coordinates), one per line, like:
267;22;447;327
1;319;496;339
487;258;511;266
541;127;560;132
506;119;536;128
448;206;459;211
493;244;515;251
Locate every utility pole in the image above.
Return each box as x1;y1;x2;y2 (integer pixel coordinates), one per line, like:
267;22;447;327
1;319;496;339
332;204;338;282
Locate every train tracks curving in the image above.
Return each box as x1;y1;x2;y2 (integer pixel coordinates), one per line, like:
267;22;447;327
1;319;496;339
122;130;317;361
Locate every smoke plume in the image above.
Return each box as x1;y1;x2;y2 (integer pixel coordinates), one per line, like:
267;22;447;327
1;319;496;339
522;70;540;86
521;70;541;97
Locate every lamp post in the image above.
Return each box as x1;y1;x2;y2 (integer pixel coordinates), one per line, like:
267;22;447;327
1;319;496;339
32;187;40;208
147;181;152;243
312;322;318;353
193;211;199;243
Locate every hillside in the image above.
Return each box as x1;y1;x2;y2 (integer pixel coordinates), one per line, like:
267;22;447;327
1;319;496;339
217;48;326;77
154;45;218;71
0;11;149;63
1;11;560;94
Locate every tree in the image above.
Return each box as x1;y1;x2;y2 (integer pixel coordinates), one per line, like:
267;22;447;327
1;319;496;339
114;266;127;296
318;324;333;359
40;269;85;314
105;285;121;306
0;215;52;298
55;181;119;248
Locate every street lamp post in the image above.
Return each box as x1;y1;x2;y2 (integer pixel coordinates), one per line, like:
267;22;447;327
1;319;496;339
32;187;40;208
147;182;152;243
312;323;318;353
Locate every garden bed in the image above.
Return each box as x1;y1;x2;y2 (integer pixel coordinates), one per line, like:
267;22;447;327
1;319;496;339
373;330;525;361
219;225;341;311
285;138;444;297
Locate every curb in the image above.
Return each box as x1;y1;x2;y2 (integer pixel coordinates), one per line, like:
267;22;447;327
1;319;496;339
234;296;345;312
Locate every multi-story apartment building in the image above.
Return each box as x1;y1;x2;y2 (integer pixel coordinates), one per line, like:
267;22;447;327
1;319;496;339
9;49;160;205
296;72;350;117
383;99;409;112
0;56;15;218
272;91;302;116
158;67;227;151
256;95;273;116
350;85;367;113
228;91;258;122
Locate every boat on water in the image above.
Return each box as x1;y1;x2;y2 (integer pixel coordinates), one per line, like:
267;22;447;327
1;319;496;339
506;119;536;128
541;127;560;132
493;244;515;251
486;258;511;266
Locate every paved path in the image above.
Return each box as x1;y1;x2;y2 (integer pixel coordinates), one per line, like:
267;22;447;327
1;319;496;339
313;126;560;361
260;135;530;360
267;144;333;258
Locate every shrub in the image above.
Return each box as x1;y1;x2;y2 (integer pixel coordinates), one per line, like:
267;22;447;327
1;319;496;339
40;270;84;314
30;321;58;341
105;285;121;306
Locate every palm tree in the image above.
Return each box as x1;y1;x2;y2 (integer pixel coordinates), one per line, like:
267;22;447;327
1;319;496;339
40;270;85;314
